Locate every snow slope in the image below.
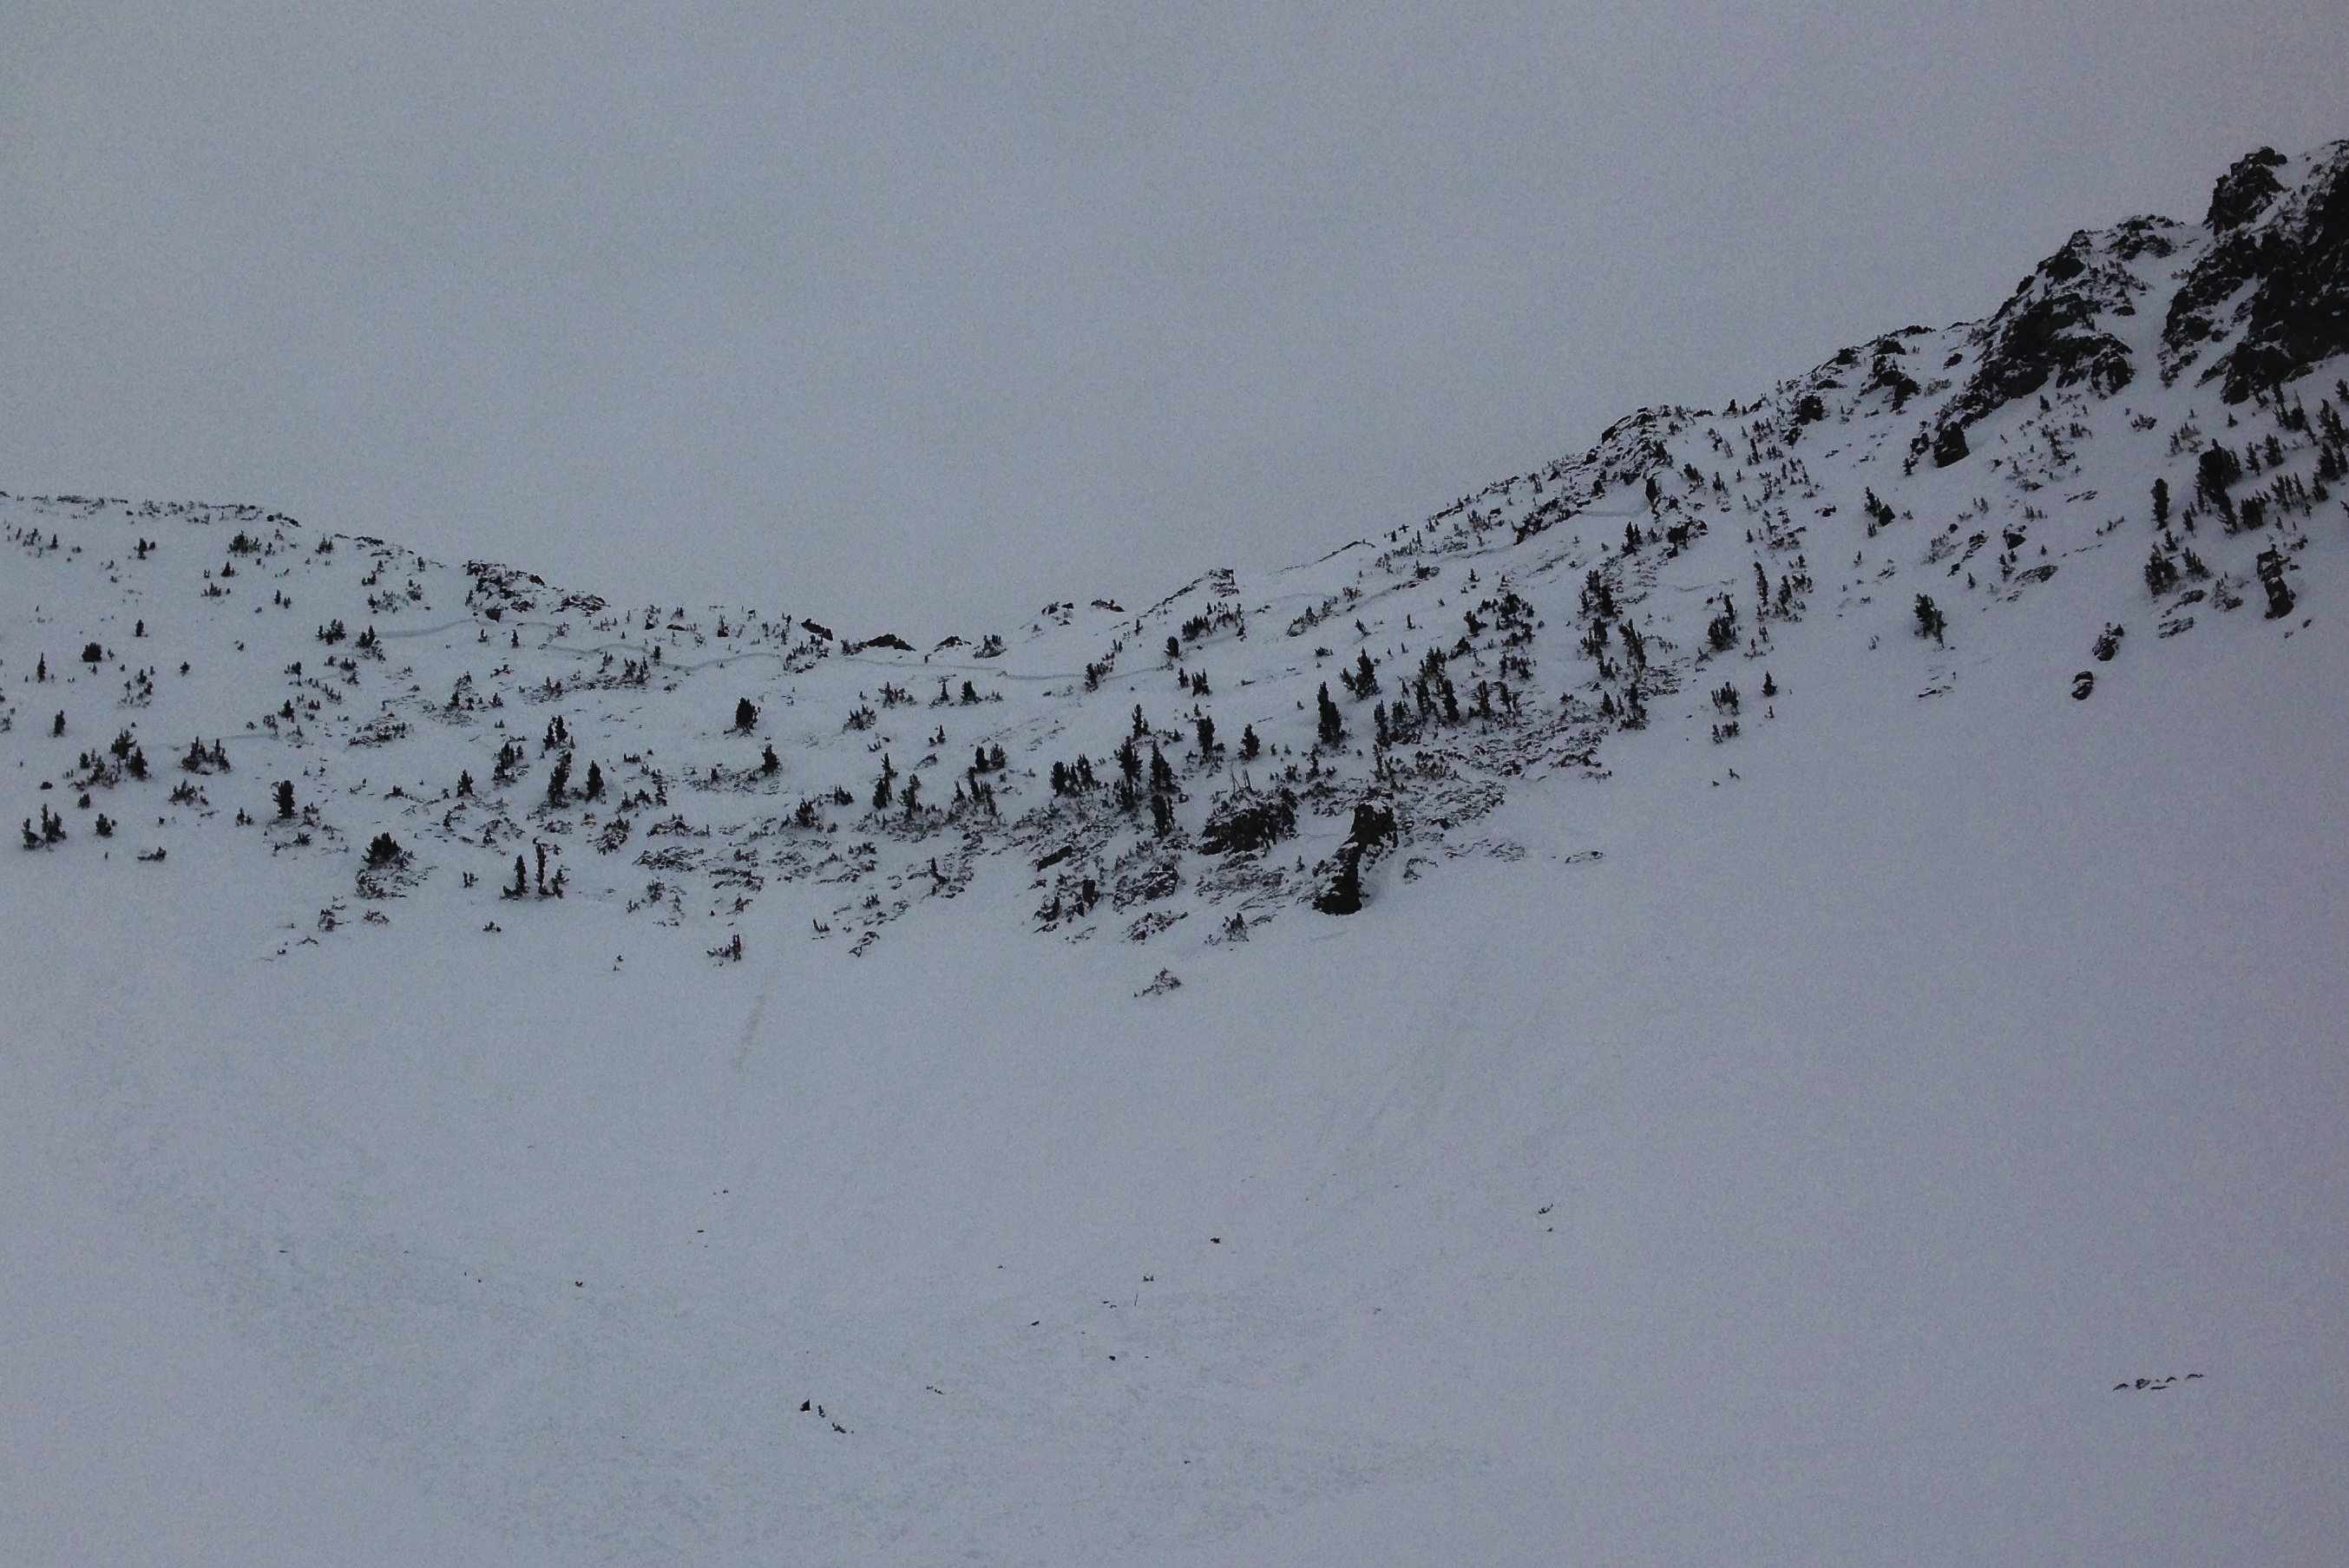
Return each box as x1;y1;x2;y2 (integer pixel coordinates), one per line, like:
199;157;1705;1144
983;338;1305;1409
3;141;2346;1565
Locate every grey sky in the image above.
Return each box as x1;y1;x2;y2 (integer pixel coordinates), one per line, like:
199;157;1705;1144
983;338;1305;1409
3;2;2341;634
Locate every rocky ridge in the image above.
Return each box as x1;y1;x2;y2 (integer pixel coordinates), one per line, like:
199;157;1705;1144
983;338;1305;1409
6;140;2346;965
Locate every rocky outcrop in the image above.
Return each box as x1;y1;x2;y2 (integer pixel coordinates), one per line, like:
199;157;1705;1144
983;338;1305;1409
2163;141;2349;403
1928;220;2174;463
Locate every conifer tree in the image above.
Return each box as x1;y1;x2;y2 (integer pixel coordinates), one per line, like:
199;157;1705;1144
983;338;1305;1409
1913;594;1946;645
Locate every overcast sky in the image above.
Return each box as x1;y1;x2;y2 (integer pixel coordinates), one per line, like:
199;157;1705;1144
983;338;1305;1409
3;3;2341;633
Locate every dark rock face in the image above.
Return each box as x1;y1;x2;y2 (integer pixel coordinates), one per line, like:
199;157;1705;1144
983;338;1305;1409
2162;141;2349;403
2208;147;2288;232
1926;222;2164;450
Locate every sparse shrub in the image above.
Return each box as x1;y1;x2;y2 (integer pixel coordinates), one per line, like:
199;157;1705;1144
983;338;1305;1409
1197;787;1297;855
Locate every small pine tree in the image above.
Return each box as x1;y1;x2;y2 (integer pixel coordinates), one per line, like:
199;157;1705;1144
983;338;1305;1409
1195;713;1217;754
546;751;572;806
735;697;758;731
1239;723;1260;760
1913;594;1946;645
1316;684;1344;746
274;779;296;819
2152;476;2170;526
586;760;606;798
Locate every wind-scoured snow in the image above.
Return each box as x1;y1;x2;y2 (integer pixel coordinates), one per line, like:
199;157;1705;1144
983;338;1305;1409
4;141;2346;1566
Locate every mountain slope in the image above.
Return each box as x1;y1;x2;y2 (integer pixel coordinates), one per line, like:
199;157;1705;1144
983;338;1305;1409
3;141;2346;1567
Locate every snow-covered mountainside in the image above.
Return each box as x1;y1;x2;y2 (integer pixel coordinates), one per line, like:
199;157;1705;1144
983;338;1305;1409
9;144;2346;959
5;142;2346;1566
